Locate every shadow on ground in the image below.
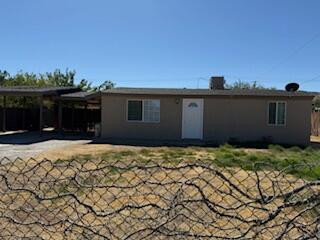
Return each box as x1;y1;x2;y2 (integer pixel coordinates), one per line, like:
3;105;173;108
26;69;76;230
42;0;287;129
0;131;93;145
91;138;311;149
1;131;317;149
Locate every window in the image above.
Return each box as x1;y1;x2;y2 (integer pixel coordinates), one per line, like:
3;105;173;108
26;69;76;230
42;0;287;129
188;102;198;108
268;102;286;126
127;100;142;121
127;99;160;123
144;100;160;122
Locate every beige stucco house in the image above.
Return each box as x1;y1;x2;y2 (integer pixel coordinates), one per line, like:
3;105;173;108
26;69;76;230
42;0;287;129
101;77;315;146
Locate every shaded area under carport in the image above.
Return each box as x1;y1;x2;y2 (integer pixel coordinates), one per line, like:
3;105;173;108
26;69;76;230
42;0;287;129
59;91;101;133
0;87;101;136
0;86;80;135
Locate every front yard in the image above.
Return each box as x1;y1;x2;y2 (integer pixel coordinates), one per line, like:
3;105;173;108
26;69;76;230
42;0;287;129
2;143;320;239
51;143;320;180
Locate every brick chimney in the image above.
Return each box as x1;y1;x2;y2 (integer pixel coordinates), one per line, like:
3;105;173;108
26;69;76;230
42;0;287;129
209;76;225;90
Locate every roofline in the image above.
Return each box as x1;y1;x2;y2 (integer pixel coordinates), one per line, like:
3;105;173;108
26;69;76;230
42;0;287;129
0;87;81;97
59;91;101;101
101;91;316;99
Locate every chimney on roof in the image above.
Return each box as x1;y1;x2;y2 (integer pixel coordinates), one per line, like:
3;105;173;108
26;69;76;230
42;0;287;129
209;76;225;90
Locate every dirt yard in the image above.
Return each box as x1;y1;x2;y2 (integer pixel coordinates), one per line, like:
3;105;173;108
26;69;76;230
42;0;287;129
1;135;319;239
1;151;317;239
0;131;91;161
35;142;144;160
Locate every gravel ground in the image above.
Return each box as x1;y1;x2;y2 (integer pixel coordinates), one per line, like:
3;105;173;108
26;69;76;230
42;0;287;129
0;131;91;161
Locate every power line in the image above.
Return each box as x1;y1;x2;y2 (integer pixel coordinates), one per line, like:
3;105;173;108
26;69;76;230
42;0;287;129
259;31;320;77
301;74;320;84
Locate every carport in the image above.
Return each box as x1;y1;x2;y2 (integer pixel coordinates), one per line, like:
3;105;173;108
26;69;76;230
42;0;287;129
59;91;101;134
0;86;80;135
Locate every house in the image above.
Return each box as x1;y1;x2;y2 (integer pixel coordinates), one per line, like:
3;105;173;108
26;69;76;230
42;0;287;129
101;77;315;146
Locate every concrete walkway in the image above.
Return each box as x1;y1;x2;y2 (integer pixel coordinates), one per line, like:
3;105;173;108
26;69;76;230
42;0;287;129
0;131;91;161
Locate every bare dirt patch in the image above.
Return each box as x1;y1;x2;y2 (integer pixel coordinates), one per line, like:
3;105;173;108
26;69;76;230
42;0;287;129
36;143;153;160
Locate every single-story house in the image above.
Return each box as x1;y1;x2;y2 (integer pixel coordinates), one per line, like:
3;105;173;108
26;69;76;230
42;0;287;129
101;77;315;146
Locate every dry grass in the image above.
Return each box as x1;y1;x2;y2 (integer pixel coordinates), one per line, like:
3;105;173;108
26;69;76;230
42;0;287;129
35;142;270;161
0;155;318;239
1;143;319;239
35;143;145;160
35;142;320;180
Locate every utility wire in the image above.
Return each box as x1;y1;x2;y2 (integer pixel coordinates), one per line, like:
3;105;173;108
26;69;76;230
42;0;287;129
301;74;320;84
258;31;320;77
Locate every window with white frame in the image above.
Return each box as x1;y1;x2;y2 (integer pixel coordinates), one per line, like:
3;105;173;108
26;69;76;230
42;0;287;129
127;99;160;122
268;102;286;126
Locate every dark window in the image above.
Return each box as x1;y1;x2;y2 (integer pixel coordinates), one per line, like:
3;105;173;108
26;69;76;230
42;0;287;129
268;102;286;126
268;102;277;125
128;100;142;121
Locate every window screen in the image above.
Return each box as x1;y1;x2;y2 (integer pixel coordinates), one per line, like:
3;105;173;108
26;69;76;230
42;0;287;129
127;100;142;121
144;100;160;122
277;102;286;125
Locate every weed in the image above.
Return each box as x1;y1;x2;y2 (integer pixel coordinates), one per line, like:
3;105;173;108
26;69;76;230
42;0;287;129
268;144;285;152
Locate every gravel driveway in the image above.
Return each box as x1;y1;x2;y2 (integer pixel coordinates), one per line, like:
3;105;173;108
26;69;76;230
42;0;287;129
0;131;91;161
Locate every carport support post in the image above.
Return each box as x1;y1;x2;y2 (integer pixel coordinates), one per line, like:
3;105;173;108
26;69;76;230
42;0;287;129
22;97;26;130
58;100;63;134
39;96;43;136
2;96;6;132
71;103;75;132
84;103;88;133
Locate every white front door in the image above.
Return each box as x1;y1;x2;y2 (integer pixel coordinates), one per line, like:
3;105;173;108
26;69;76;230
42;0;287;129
182;99;204;139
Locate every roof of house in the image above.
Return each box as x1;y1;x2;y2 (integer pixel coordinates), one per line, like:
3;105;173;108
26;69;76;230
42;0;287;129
103;87;316;98
0;86;80;96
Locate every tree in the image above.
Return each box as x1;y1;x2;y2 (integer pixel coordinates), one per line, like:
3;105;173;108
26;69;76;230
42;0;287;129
78;79;93;91
44;69;75;87
313;96;320;108
0;69;115;91
94;80;115;91
225;80;274;90
0;69;115;107
0;71;9;85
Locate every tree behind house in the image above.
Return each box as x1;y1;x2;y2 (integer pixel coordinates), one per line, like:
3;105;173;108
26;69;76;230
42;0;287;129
226;80;275;90
0;69;115;107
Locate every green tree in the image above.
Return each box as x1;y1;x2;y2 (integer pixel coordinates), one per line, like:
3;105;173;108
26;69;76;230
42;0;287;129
313;96;320;108
0;69;115;107
44;69;75;87
0;69;114;91
225;80;275;90
78;79;93;91
0;71;9;85
94;80;115;91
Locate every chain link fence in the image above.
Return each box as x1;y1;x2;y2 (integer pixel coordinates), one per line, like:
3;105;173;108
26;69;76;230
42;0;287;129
0;157;319;239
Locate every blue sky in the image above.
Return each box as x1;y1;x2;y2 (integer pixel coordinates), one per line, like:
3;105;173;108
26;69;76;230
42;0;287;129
0;0;319;91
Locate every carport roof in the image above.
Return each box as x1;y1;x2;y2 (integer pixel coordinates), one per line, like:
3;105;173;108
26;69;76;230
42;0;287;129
60;91;100;101
0;86;80;96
